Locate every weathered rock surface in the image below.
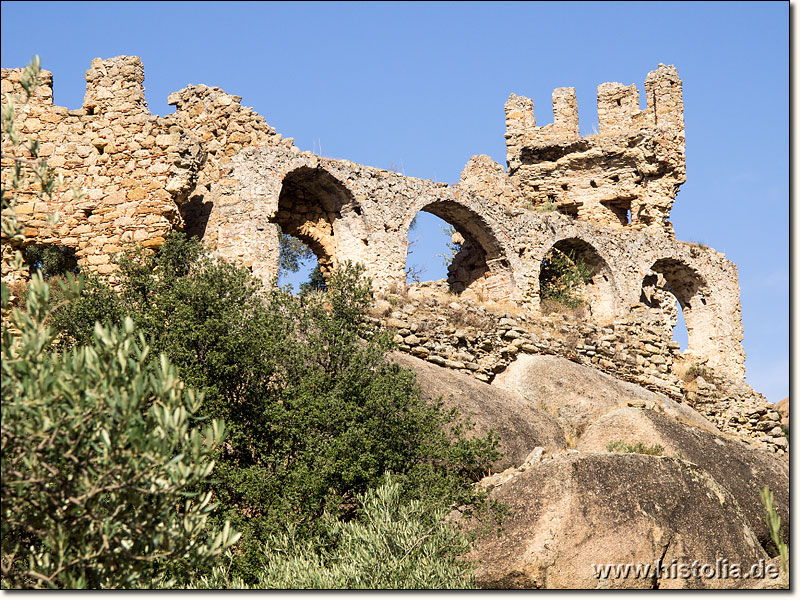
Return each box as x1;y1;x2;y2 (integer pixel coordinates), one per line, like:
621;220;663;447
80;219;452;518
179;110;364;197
390;352;566;470
465;453;767;589
577;407;789;549
775;397;789;428
492;353;719;445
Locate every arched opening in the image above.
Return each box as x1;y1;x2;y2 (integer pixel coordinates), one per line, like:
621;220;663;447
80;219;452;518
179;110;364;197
641;273;688;349
404;200;513;302
538;238;617;320
180;194;213;240
277;231;325;293
23;243;79;278
271;166;365;285
640;259;713;358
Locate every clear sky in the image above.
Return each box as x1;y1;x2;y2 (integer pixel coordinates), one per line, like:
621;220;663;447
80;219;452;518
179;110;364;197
1;1;788;402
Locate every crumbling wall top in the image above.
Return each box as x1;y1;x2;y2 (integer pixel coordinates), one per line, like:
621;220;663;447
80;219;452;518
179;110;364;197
83;56;148;117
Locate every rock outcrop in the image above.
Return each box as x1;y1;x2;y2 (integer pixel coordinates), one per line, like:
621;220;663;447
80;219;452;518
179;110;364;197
492;353;719;444
465;453;769;589
401;356;788;589
577;407;789;549
776;397;789;428
391;352;565;470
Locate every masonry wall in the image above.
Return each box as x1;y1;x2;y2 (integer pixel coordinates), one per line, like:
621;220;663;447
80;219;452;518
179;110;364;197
371;290;785;454
2;57;758;437
1;56;291;287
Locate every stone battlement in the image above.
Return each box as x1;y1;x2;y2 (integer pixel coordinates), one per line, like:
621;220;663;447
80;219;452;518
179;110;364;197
505;64;685;231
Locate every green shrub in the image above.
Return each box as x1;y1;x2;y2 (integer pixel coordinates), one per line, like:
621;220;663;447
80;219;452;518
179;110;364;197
682;363;708;382
760;486;788;584
186;475;475;589
1;274;238;589
535;199;558;213
606;441;665;456
49;233;500;584
278;231;316;278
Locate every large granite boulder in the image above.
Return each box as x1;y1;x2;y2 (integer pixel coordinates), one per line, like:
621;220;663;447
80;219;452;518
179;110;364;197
465;453;769;589
491;354;719;445
390;352;566;470
577;407;789;549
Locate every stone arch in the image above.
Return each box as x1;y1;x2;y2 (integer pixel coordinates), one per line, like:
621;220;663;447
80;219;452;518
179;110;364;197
640;258;715;359
406;200;515;301
538;237;617;320
271;166;366;277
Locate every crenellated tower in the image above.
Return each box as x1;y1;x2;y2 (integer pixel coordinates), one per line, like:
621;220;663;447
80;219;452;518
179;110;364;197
505;64;686;232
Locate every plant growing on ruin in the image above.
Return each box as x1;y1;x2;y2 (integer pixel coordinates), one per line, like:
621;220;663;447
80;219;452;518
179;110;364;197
535;199;558;213
679;362;708;383
539;247;593;310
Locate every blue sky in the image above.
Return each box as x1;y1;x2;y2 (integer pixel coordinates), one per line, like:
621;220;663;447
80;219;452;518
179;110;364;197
1;1;788;402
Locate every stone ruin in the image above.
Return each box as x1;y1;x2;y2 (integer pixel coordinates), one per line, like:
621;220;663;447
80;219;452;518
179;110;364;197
0;56;786;453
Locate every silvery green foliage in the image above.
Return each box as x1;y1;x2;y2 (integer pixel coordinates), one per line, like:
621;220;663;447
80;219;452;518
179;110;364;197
188;475;475;589
1;273;240;588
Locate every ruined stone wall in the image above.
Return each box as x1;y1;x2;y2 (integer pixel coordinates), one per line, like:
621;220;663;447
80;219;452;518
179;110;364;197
370;288;785;454
213;141;743;383
2;57;756;427
1;56;291;287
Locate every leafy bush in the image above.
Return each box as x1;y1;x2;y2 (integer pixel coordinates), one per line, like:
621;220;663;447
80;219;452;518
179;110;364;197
4;58;496;587
23;244;79;278
605;441;665;456
535;199;558;213
680;362;708;383
539;248;592;310
186;475;475;589
1;274;239;589
48;233;500;584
